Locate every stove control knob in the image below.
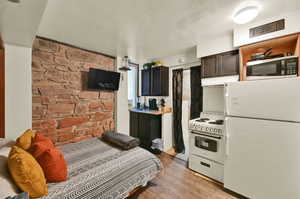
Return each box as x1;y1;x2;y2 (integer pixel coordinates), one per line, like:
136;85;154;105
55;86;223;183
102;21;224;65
205;127;209;132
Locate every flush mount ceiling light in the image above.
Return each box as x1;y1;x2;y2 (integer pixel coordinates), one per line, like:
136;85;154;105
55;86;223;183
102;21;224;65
233;4;260;24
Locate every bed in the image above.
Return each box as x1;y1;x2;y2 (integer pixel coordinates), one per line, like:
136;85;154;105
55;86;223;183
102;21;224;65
41;138;162;199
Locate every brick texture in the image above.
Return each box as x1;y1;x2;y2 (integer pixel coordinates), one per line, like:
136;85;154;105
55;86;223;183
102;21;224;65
32;38;116;145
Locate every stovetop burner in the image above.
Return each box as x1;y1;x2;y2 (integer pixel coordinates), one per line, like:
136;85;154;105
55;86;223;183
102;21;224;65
196;118;210;122
208;120;224;125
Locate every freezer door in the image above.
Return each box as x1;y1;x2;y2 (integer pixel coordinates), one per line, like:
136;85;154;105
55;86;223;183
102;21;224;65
225;77;300;122
224;117;300;199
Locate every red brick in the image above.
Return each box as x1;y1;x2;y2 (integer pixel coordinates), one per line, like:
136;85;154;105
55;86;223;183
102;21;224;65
91;112;112;121
32;96;42;104
78;91;99;99
48;104;74;114
32;60;45;72
102;100;114;111
75;103;89;114
59;116;89;128
100;91;114;99
33;50;54;64
54;56;69;65
39;87;71;96
89;101;102;110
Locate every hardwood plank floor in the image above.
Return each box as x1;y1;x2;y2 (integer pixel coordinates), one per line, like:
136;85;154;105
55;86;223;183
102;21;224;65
129;153;238;199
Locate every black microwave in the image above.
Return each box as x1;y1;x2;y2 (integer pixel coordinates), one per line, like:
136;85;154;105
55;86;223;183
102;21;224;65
247;57;298;77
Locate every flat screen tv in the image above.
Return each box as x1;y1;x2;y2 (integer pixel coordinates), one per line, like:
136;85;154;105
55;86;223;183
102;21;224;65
87;68;121;91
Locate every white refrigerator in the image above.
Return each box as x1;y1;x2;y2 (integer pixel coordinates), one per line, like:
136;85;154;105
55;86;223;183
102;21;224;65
224;77;300;199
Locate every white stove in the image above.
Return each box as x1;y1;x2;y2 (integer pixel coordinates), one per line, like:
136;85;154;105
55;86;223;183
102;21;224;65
189;112;225;137
188;112;225;182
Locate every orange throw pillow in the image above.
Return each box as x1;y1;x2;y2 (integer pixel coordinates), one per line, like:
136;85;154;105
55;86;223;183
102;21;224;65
30;133;54;157
34;133;54;148
35;147;68;182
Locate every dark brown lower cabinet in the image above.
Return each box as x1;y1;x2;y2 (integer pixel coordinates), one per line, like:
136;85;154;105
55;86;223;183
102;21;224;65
130;111;161;151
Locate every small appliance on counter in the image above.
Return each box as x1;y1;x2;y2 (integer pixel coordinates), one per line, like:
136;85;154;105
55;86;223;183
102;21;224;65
149;98;158;111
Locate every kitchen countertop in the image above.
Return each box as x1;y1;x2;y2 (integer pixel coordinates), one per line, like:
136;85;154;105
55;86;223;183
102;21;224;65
129;108;171;115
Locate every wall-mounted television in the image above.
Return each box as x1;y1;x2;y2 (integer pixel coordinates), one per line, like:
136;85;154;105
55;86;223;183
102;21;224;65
87;68;121;91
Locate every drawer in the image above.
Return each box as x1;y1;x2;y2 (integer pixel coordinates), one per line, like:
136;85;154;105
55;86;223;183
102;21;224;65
189;154;224;182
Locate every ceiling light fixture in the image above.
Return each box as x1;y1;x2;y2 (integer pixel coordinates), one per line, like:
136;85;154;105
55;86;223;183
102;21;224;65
119;56;131;71
233;5;260;24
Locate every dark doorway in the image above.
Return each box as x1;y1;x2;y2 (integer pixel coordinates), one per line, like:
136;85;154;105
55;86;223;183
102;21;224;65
190;66;202;119
172;69;184;153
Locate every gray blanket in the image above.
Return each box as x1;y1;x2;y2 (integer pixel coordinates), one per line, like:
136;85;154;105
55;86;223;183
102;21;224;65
42;138;161;199
102;131;140;150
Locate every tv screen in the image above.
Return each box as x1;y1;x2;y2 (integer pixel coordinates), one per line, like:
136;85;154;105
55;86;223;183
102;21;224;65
87;68;121;91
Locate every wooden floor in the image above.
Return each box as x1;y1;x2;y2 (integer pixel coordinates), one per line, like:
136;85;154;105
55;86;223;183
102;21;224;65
129;153;238;199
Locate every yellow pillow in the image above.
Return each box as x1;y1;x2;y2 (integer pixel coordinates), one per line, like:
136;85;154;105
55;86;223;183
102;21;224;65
8;146;48;198
16;129;36;150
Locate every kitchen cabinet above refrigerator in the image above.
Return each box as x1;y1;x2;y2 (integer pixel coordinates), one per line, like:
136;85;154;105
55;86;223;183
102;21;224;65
201;50;240;86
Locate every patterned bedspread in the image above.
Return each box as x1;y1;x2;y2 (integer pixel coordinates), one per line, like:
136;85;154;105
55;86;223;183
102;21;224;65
41;138;162;199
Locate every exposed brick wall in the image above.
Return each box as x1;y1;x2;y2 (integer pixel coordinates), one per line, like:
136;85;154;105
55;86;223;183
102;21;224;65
32;38;116;145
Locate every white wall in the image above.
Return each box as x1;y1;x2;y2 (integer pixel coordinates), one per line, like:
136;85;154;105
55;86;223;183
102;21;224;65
116;56;130;135
5;44;32;139
203;86;225;113
197;33;235;58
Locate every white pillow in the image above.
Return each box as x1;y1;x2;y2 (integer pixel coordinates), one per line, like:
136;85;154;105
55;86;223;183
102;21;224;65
0;145;19;198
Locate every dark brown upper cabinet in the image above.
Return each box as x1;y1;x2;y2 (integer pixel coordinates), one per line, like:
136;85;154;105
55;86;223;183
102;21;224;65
201;50;239;78
142;69;151;96
142;66;169;96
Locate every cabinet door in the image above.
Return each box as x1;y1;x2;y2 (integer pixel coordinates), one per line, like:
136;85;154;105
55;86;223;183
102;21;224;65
141;69;151;96
151;67;161;96
129;112;139;138
201;55;218;78
160;67;169;96
149;115;162;141
218;50;239;76
138;113;151;149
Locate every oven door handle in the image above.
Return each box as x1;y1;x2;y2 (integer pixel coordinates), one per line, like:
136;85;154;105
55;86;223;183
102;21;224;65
191;132;221;139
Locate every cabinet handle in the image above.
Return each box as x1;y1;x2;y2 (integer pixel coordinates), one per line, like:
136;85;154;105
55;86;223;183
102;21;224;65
200;161;211;168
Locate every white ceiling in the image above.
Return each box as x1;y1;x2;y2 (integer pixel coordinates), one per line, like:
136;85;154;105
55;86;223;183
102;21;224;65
35;0;300;60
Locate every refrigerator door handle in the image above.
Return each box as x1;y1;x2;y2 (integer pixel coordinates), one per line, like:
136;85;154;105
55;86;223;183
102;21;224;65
224;84;229;115
225;118;230;156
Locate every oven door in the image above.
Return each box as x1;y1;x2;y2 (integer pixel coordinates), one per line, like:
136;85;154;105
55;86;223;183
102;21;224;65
190;131;225;164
